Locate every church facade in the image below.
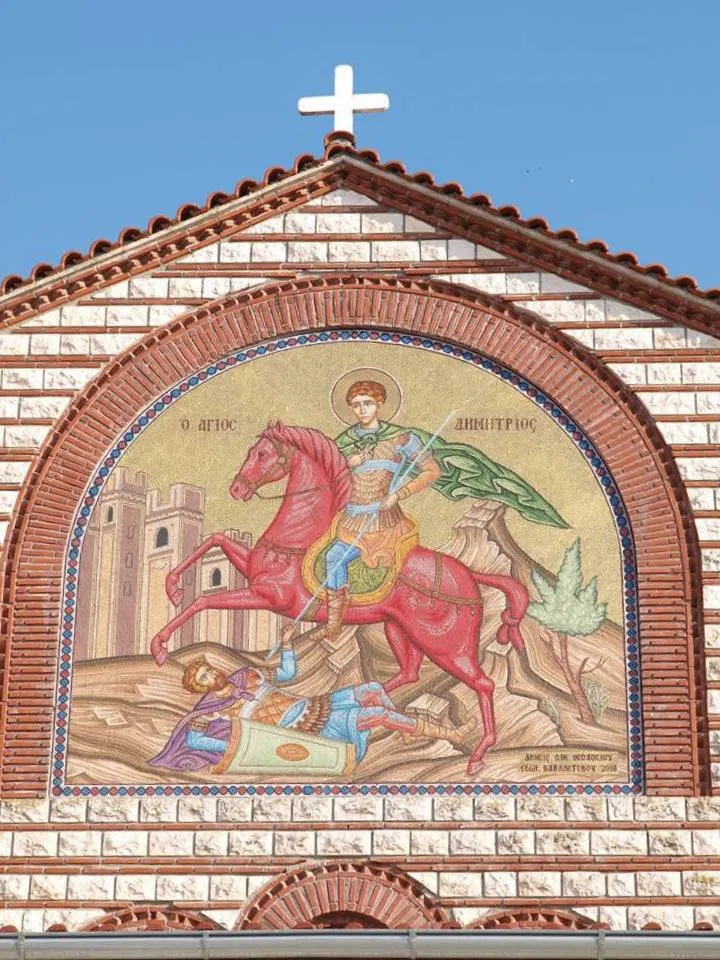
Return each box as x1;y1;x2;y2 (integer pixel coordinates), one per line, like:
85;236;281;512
0;131;719;935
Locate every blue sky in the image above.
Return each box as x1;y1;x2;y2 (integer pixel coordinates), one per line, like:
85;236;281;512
1;0;718;287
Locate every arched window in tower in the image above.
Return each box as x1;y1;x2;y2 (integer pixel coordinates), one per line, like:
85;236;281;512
155;527;169;548
106;507;114;523
210;567;222;588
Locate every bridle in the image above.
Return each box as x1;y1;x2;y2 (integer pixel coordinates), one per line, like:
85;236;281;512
234;434;348;501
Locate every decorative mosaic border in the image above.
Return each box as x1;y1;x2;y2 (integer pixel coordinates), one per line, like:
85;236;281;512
53;329;642;797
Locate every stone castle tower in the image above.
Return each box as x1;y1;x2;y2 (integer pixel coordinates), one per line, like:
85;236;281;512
74;469;276;658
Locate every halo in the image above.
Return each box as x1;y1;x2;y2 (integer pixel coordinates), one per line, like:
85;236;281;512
330;368;403;425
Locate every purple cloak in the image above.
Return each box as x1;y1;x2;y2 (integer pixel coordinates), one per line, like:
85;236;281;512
149;668;255;772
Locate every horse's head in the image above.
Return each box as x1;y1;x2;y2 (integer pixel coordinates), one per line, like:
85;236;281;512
231;422;293;501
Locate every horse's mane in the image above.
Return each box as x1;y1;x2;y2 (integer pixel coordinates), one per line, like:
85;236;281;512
264;422;351;508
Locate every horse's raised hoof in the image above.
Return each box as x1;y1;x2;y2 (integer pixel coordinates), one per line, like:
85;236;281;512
165;573;183;607
150;634;168;666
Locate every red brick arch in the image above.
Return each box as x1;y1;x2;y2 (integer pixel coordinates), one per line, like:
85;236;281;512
235;861;450;929
471;908;607;930
0;273;708;795
79;906;221;932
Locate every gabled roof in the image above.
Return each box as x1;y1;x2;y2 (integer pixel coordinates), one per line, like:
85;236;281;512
2;133;719;331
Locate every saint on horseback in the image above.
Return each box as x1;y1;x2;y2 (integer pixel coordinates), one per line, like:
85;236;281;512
149;368;567;775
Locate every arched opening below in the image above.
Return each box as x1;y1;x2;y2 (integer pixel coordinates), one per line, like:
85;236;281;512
298;911;388;929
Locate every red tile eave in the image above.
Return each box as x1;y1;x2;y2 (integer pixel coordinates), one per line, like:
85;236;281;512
1;132;719;332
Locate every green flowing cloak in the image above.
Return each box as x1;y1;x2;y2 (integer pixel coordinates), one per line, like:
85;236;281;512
335;422;568;529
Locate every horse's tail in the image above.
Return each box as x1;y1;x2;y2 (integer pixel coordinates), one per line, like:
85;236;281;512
472;572;528;652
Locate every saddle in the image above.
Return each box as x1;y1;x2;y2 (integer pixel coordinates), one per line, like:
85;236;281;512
301;514;419;606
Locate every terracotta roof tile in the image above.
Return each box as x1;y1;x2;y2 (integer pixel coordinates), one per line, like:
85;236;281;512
2;131;719;306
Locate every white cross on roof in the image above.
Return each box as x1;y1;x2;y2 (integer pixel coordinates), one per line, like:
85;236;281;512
297;65;389;136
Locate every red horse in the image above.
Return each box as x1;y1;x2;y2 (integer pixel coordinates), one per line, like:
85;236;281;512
150;423;529;774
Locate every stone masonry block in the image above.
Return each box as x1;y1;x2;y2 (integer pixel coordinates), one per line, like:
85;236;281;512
29;334;61;355
682;362;720;384
0;876;30;899
177;244;219;263
516;797;564;820
219;242;251;262
333;796;383;820
217;797;253;822
433;796;473;821
1;369;43;389
438;873;484;898
371;241;420;261
106;305;149;327
30;875;68;900
177;797;217;822
496;830;534;855
274;831;315;856
44;368;96;389
148;831;194;856
287;242;329;262
565;797;607;821
641;798;684;832
194;831;229;857
447;239;475;260
57;832;102;857
653;327;687;348
599;907;628;930
316;830;372;856
518;872;562;897
647;830;692;855
562;872;606;897
361;212;403;233
250;242;287;262
102;831;149;856
506;273;540;294
692;830;720;854
420;239;447;260
384;796;432;821
210;875;249;901
540;275;589;294
320;189;376;206
284;212;316;233
636;872;682;896
411;830;449;856
628;907;694;931
483;872;517;897
202;277;232;298
129;277;169;298
0;800;49;823
155;875;209;901
372;830;411;855
328;241;370;261
67;875;115;900
0;460;25;483
449;830;496;855
252;797;292;822
591;830;648;855
683;872;720;896
595;328;654;350
606;873;636;897
12;832;58;856
640;392;695;414
535;830;590;855
87;797;139;823
227;831;273;856
115;875;157;900
139;797;178;822
607;797;634;819
474;796;515;820
292;796;332;821
316;213;361;233
407;872;438;893
19;396;71;419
